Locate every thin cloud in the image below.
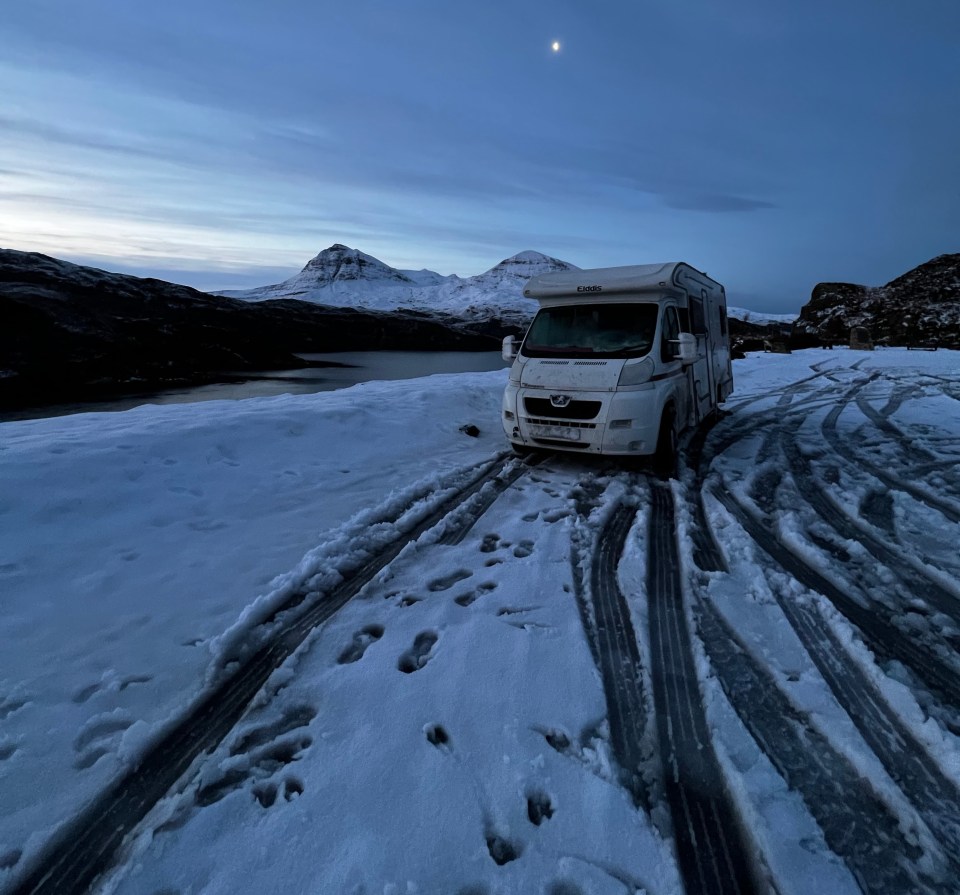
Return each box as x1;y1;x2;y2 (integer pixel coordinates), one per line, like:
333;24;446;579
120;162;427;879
664;194;778;213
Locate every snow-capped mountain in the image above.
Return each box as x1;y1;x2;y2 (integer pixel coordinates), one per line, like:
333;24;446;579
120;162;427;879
726;306;796;325
218;244;810;327
217;245;579;321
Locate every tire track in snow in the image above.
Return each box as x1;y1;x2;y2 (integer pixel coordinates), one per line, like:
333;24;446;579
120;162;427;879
754;404;960;868
756;570;960;876
436;453;548;546
684;371;845;575
853;379;960;497
780;415;960;626
855;393;939;463
821;380;960;526
877;384;926;418
5;454;534;895
696;600;938;895
587;501;652;809
647;482;759;895
694;375;960;711
685;426;729;573
690;368;960;884
709;482;960;719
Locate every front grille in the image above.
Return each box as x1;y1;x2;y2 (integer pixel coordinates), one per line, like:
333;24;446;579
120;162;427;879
524;398;601;420
524;417;597;430
532;438;590;449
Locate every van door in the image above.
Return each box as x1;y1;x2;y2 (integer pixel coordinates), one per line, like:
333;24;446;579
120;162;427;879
659;304;688;424
686;294;715;421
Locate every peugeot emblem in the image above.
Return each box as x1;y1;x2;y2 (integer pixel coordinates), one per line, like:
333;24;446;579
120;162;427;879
550;394;572;408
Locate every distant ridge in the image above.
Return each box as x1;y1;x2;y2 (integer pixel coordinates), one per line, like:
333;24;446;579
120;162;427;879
217;245;579;323
217;245;802;324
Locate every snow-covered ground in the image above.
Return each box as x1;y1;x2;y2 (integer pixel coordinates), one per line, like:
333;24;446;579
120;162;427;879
1;348;958;894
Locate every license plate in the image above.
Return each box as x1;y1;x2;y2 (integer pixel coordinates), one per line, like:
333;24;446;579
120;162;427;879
530;424;581;442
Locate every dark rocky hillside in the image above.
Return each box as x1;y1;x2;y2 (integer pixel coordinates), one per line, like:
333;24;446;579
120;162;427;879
728;316;796;353
794;253;960;348
0;249;499;410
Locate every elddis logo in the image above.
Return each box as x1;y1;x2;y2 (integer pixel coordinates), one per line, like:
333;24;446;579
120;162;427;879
576;285;602;293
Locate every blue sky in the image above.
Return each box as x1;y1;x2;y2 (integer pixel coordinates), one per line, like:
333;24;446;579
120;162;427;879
1;0;957;311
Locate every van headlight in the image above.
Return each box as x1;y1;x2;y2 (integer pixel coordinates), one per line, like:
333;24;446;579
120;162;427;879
617;357;654;387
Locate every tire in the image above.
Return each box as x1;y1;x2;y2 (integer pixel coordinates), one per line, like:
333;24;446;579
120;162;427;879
510;442;537;457
652;408;678;479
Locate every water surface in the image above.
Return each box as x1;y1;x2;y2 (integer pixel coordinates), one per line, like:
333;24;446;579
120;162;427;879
3;351;507;422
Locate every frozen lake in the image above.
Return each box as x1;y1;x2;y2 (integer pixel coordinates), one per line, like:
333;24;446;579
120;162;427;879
2;351;508;422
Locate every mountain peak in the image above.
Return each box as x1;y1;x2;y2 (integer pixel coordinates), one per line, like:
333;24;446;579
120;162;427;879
496;249;573;265
298;244;414;286
483;251;579;278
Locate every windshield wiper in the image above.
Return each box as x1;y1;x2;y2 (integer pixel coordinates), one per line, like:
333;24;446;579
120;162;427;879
528;345;595;355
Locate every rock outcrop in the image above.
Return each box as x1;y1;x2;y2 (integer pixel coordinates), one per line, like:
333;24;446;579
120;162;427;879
795;254;960;348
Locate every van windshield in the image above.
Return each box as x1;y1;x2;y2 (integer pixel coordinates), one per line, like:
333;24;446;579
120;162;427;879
521;302;659;359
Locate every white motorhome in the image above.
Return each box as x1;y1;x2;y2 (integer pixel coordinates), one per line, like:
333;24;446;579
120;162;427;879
501;262;733;469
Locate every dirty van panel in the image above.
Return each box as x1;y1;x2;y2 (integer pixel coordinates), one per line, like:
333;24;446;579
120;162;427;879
688;297;707;335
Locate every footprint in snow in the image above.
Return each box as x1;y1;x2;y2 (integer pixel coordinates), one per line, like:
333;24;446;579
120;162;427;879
548;883;584;895
72;673;153;704
72;712;134;770
229;705;316;757
485;829;521;866
428;570;473;592
0;696;29;721
479;534;502;553
398;631;439;673
525;788;555;826
512;539;535;558
454;582;497;607
336;624;385;664
252;776;304;807
195;705;316;809
424;723;451;748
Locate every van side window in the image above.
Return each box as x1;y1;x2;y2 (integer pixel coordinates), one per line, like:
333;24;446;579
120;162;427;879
660;306;680;362
677;307;690;332
689;298;706;334
719;304;728;336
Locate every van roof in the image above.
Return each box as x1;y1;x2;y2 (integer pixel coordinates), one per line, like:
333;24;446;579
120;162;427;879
523;261;711;299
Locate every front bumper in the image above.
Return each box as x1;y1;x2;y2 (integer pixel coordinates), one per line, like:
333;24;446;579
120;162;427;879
502;385;660;456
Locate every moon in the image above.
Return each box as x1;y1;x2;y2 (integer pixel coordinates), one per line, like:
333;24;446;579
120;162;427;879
551;40;561;52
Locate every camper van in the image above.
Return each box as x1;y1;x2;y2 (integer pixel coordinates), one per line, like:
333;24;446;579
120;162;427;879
501;262;733;468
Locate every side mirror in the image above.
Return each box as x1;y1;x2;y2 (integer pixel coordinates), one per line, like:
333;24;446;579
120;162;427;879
675;332;697;365
502;335;519;362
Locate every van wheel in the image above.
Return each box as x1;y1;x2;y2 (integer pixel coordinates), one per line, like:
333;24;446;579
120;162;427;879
652;409;678;479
